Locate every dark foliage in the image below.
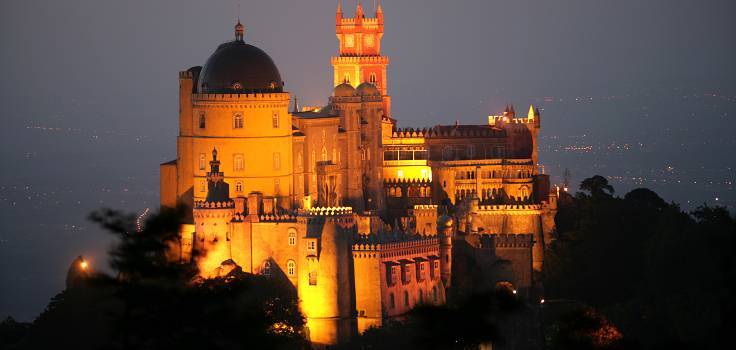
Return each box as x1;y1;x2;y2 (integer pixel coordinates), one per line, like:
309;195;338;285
11;207;307;350
0;317;30;349
544;176;736;349
337;289;524;350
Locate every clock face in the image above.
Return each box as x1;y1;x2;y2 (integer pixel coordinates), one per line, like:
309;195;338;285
345;34;355;47
364;35;374;47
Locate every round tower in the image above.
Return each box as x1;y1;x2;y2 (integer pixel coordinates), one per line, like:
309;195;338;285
437;215;454;287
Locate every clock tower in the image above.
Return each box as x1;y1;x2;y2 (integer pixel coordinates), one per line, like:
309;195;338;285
332;1;391;116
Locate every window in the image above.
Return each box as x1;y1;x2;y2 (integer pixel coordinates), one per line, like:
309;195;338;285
307;240;316;252
234;154;244;171
369;73;377;84
309;271;317;285
288;229;296;246
389;293;395;309
345;34;355;47
404;291;409;307
390;266;398;286
297;152;303;169
468;145;475;158
273;153;281;170
235;181;243;193
233;112;244;129
287;260;296;277
199;153;206;170
364;34;374;48
199;180;206;193
520;186;529;200
272;111;280;128
274;179;280;195
199;112;206;129
262;261;271;276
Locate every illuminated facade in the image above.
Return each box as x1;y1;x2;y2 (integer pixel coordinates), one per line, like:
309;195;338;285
160;3;556;347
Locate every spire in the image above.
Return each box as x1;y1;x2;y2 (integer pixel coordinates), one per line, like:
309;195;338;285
292;96;299;113
336;0;343;25
376;0;383;22
234;20;245;41
528;104;535;119
356;1;364;18
509;104;516;117
209;147;221;174
337;0;342;13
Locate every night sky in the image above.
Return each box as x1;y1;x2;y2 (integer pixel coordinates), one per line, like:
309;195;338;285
1;0;734;321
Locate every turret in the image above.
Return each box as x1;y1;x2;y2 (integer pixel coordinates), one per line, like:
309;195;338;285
376;1;383;23
437;215;454;287
336;0;342;25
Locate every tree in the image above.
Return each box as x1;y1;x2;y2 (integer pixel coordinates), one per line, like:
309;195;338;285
579;175;615;197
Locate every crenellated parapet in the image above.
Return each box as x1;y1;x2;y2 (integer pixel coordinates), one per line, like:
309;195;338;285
301;206;354;216
475;204;543;215
383;178;432;186
257;212;298;222
331;56;389;65
486;233;533;248
391;128;429;139
194;200;235;209
424;126;505;139
411;204;438;215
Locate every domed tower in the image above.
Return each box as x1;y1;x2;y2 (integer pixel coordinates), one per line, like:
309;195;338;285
193;148;236;277
163;20;294;217
437;215;454;288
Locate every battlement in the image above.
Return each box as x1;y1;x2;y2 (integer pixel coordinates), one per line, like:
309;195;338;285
392;128;428;139
338;17;381;26
488;115;534;126
179;70;194;79
331;56;389;64
257;213;298;222
384;178;432;185
486;234;533;248
192;93;291;102
476;204;543;215
301;206;354;216
425;126;504;139
194;200;235;209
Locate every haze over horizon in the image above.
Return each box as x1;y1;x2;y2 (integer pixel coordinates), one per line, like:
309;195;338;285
1;0;734;321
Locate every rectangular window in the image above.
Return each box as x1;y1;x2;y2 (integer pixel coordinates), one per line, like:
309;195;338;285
199;180;206;193
273;153;281;170
309;271;317;285
383;150;398;161
272;111;280;128
198;112;206;129
414;150;428;160
234;154;244;171
199;153;206;170
399;151;413;160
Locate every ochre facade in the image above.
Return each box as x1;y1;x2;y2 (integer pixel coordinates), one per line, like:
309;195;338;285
160;3;556;347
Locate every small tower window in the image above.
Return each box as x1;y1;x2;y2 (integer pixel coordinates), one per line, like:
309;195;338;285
369;73;377;84
321;147;328;162
273;153;281;170
287;260;296;277
272;111;280;128
234;181;243;193
234;154;244;171
199;153;206;170
199;180;206;193
233;113;244;129
262;261;271;276
199;112;206;129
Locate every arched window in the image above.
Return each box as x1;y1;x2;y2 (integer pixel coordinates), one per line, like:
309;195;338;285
404;291;410;307
369;73;377;84
199;153;206;170
233;112;244;129
287;260;296;277
272;111;280;128
199;112;206;129
321;147;328;162
262;261;271;276
235;181;243;193
199;180;206;193
288;229;297;246
520;186;529;200
233;154;244;171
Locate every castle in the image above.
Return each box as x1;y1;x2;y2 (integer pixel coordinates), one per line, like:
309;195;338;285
160;2;556;347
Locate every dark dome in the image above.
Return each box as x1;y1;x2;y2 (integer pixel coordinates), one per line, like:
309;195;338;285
356;82;380;96
333;82;356;97
198;40;283;93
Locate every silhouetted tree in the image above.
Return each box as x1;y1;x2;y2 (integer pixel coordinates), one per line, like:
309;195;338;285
579;175;615;197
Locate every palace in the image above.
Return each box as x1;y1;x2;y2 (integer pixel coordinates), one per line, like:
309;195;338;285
160;2;556;347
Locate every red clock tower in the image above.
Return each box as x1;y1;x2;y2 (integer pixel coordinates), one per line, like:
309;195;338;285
332;1;391;116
